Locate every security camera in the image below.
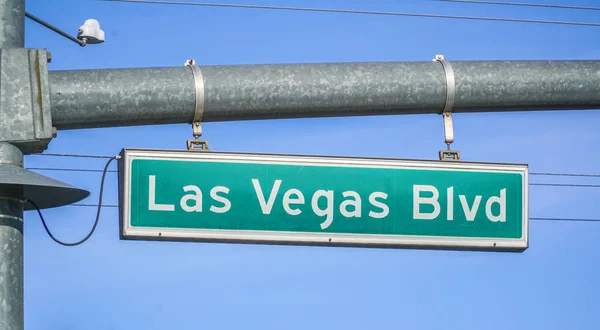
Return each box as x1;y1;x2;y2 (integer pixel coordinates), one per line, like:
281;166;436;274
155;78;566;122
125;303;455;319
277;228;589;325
77;19;105;45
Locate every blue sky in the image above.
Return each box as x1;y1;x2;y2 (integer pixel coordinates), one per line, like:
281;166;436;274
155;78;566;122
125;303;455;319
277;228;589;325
21;0;600;329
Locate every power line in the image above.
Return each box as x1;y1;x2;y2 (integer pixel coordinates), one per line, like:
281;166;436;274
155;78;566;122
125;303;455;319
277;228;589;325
26;165;600;181
25;154;600;178
72;203;119;208
26;154;600;187
63;203;600;223
30;153;116;159
100;0;600;27
27;167;118;173
531;217;600;223
434;0;600;11
530;183;600;188
530;172;600;178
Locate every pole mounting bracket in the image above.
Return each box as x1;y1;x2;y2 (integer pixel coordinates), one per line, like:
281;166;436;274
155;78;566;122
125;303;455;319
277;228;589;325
433;54;460;161
185;59;209;151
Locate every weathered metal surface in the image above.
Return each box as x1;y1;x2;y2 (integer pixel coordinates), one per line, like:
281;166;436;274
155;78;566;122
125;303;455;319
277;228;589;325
0;0;24;48
0;206;23;330
49;60;600;130
0;2;25;329
0;48;54;154
0;144;24;330
49;67;195;129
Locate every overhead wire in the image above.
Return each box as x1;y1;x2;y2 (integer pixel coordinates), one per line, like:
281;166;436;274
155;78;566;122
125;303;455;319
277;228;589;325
99;0;600;27
28;153;600;223
27;167;118;173
72;203;119;208
530;172;600;178
65;203;600;223
26;152;600;178
29;166;598;188
33;153;116;159
25;164;600;180
530;217;600;223
433;0;600;11
530;183;600;188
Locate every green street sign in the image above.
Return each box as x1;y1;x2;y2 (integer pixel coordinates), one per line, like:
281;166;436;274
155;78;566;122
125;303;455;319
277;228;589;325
119;149;529;251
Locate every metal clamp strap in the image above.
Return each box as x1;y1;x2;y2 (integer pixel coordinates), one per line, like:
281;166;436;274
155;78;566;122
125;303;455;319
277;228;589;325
433;55;460;160
433;55;456;115
184;59;205;126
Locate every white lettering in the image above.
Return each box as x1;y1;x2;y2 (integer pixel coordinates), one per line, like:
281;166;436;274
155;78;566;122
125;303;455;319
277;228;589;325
210;186;231;214
459;195;482;221
413;185;440;220
340;191;362;218
148;175;175;211
251;179;281;215
486;189;506;222
180;185;203;212
368;192;389;219
311;190;334;230
283;189;304;216
447;187;454;220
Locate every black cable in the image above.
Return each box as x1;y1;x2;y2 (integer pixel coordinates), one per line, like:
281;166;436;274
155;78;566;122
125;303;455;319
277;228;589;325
99;0;600;27
434;0;600;11
26;156;118;246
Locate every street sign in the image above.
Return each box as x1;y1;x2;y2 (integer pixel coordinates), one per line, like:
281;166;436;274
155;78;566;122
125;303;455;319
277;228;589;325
119;149;528;251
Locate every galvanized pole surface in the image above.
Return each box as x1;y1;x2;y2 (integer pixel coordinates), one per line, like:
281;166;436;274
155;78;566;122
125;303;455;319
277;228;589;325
0;0;24;48
0;145;24;330
0;0;25;329
49;60;600;130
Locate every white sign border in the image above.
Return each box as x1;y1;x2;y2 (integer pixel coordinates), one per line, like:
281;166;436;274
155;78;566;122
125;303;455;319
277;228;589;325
119;148;529;252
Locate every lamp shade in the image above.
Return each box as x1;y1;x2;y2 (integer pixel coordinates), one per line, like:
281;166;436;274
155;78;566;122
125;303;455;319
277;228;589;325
0;164;91;210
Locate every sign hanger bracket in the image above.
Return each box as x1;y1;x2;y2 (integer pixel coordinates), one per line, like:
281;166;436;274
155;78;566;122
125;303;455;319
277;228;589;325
185;59;209;151
434;55;460;161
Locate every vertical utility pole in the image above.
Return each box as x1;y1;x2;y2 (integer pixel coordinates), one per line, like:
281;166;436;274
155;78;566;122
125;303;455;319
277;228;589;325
0;0;25;329
0;1;91;327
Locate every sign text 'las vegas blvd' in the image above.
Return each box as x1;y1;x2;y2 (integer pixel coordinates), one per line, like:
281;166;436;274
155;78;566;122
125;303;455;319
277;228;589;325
119;149;528;251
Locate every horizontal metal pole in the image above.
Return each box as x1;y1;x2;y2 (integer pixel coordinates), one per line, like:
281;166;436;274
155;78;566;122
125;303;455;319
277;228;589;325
49;60;600;130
